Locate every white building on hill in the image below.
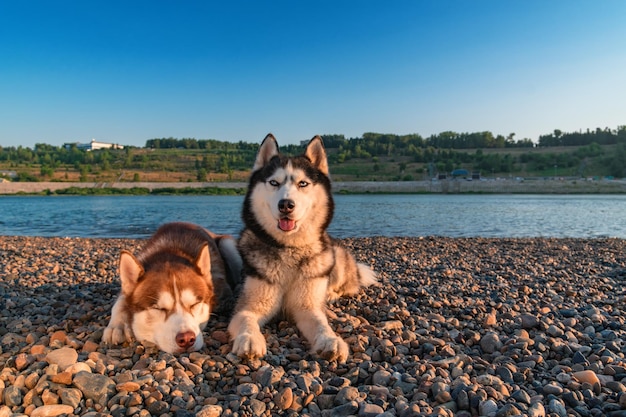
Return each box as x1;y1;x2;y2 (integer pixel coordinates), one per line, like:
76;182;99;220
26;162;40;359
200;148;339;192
65;139;124;151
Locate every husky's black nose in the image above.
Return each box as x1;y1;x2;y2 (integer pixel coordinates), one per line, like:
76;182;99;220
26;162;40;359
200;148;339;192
176;331;196;349
278;199;295;214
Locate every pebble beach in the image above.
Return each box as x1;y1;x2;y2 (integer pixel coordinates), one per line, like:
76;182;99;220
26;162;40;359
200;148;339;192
1;235;625;417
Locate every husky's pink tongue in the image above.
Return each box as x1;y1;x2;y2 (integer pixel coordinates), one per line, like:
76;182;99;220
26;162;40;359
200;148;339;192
279;218;296;231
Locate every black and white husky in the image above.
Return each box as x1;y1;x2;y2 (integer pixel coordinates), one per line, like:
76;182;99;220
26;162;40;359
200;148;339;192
228;134;377;363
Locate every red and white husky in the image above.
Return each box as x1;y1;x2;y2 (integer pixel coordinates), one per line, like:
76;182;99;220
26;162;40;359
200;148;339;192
103;222;241;353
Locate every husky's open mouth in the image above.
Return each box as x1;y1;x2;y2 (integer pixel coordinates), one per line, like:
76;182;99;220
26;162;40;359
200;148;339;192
278;218;297;232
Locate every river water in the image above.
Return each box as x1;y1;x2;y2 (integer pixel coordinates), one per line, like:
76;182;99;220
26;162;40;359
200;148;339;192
0;194;624;239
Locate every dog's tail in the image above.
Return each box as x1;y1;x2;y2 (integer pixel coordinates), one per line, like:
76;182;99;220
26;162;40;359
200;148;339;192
215;236;243;290
328;244;378;301
356;262;378;288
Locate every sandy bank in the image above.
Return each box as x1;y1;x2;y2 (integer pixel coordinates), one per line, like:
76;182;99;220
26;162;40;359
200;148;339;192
1;178;626;194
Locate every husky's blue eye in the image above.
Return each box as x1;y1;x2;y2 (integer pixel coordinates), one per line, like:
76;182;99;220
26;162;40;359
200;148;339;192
268;180;279;187
299;181;309;188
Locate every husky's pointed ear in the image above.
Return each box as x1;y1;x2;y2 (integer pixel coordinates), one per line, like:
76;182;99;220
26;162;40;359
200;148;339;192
305;135;329;175
119;250;143;295
195;244;212;278
253;133;279;172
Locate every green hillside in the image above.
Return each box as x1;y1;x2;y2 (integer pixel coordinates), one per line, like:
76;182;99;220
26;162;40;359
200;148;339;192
1;127;624;183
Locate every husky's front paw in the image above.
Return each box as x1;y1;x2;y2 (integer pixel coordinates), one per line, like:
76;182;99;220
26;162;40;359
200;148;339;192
102;323;133;346
103;296;133;346
231;331;267;359
314;334;349;363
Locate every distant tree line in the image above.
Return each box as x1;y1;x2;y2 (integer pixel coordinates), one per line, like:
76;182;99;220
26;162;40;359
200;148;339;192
1;125;625;180
322;125;625;157
144;137;304;154
145;137;257;151
0;143;124;166
538;127;626;147
323;131;534;156
137;125;626;162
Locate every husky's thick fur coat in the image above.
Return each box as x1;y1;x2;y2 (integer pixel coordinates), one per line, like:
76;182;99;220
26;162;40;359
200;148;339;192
228;134;376;362
103;222;241;354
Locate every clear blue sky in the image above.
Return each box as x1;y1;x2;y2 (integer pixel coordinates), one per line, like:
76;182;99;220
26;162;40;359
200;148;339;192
1;0;625;148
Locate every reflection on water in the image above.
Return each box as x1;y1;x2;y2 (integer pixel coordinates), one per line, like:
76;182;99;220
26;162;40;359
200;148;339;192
0;194;625;239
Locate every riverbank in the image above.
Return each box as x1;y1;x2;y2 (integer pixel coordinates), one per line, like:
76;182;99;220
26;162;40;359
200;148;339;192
1;236;625;416
1;178;626;195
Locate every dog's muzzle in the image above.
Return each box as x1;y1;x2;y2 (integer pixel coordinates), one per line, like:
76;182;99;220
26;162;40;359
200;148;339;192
278;199;297;231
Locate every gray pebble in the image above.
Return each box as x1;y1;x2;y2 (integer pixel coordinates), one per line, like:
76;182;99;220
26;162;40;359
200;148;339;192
527;402;546;417
372;369;392;386
543;383;564;395
248;398;266;415
236;382;259;396
480;332;502;354
496;403;522;417
256;364;285;387
3;386;22;407
72;371;116;406
58;388;82;408
548;398;567;417
510;389;531;405
479;399;498;416
327;400;359;417
335;386;359;405
359;402;384;417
